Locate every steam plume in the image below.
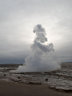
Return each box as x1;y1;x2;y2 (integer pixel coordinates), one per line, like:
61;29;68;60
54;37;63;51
15;24;60;72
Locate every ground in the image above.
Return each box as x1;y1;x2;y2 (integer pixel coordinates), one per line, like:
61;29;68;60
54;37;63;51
0;80;72;96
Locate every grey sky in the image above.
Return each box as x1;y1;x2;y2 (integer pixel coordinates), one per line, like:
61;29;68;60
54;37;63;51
0;0;72;63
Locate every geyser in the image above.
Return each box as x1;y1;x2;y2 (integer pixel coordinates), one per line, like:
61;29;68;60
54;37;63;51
15;24;60;72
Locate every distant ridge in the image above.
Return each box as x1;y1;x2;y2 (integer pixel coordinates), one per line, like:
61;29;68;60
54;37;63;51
0;64;23;67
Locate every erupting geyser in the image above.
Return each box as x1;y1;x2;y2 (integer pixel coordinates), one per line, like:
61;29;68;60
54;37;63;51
14;24;60;72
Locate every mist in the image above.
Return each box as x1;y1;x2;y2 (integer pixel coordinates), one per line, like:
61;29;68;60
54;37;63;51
14;24;60;72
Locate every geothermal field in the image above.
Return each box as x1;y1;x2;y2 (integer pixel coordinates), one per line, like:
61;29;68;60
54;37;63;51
0;62;72;92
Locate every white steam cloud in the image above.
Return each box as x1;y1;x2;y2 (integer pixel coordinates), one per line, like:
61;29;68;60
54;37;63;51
14;24;60;72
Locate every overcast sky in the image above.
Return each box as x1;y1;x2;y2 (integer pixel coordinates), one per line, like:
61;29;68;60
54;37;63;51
0;0;72;63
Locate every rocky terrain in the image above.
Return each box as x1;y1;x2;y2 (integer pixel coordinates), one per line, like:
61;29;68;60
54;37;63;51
0;62;72;92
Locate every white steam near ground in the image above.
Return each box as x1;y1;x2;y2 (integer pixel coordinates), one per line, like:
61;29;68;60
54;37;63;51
13;24;61;72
